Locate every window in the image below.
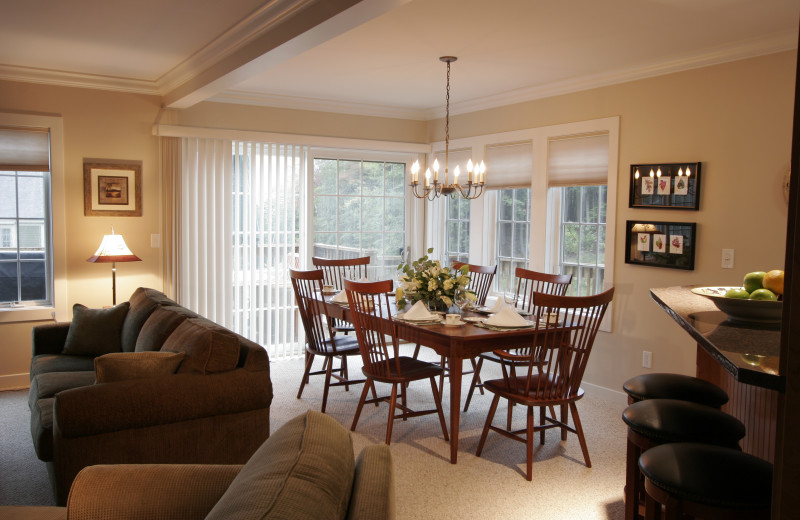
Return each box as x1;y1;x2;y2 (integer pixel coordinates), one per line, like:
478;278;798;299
495;188;531;292
312;155;407;281
0;127;52;306
445;195;470;265
557;185;607;296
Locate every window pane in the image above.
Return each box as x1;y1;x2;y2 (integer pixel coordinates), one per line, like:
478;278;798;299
338;160;361;195
0;174;16;218
513;189;529;221
0;260;18;302
362;198;383;231
313;159;337;195
20;260;46;301
385;163;405;197
339;197;361;231
363;161;383;196
385;197;404;231
513;221;529;259
339;233;360;250
362;233;382;257
562;224;579;263
499;189;513;220
447;221;460;252
563;187;580;223
580;225;598;263
498;222;513;257
599;185;607;222
313;196;337;232
598;225;606;266
458;221;469;253
581;185;599;223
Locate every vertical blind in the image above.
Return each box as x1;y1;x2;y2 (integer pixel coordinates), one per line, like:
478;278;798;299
180;138;305;358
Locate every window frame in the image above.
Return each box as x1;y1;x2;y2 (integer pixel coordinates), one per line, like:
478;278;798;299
0;113;66;323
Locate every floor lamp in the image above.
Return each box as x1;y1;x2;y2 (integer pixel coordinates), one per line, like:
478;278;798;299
87;230;141;305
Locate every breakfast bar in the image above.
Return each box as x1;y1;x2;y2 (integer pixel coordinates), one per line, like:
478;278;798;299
650;286;784;462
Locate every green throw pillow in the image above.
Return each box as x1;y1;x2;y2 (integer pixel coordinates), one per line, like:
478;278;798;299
94;351;186;383
62;302;130;357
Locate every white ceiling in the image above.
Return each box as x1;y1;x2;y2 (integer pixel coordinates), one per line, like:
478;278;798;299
1;0;798;119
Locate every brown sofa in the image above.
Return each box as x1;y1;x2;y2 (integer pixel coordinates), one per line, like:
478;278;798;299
1;410;395;520
27;287;273;505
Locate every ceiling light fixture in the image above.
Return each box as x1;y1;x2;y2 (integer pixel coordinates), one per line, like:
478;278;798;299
409;56;486;200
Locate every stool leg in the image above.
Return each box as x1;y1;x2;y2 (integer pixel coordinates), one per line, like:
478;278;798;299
624;434;641;520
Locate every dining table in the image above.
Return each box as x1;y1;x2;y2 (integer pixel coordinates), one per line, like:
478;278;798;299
320;291;544;464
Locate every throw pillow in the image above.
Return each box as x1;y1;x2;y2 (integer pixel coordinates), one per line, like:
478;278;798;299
160;318;240;375
94;351;186;383
206;410;355;520
62;302;130;357
134;306;190;352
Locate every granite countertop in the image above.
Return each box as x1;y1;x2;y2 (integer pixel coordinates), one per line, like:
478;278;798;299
650;286;783;391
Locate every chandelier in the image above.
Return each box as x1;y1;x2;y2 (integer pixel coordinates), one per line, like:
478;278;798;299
410;56;486;200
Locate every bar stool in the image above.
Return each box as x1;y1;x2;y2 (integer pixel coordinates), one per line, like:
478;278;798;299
623;373;728;407
622;398;746;520
639;442;772;519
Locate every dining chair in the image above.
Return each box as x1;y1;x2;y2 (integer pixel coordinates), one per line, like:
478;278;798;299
463;268;572;414
312;256;370;335
412;262;498;390
290;268;369;413
475;287;614;480
344;278;449;445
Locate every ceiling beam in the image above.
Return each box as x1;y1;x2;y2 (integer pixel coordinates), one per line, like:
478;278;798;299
162;0;410;109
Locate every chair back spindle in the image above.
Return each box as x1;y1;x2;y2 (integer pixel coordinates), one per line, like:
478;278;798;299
289;268;334;349
312;256;370;290
453;262;497;306
344;279;400;378
513;267;572;314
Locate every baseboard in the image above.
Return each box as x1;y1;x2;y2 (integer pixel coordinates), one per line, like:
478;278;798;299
582;381;628;407
0;372;30;391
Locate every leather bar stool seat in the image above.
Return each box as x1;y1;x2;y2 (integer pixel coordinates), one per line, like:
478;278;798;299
623;373;728;408
639;443;772;519
622;398;746;520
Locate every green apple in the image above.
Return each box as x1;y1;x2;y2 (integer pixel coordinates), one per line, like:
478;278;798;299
749;288;777;301
725;287;750;299
743;271;766;294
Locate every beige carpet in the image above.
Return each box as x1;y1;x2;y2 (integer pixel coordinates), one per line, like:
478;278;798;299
272;345;627;519
2;345;627;518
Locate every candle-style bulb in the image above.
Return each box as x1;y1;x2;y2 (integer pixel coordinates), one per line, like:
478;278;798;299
433;158;440;173
649;169;655;177
686;167;691;177
454;165;460;183
634;168;640;179
678;168;683;176
656;168;662;177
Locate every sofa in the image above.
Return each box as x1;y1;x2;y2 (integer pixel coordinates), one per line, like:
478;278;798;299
27;287;273;505
0;410;395;520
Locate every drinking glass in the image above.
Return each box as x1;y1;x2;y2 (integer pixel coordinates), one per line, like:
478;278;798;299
454;288;470;314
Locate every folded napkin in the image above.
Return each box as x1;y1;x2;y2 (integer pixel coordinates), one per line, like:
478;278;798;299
488;298;506;313
402;301;435;320
331;290;348;303
486;305;529;327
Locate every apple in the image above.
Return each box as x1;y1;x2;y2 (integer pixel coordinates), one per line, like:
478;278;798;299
743;271;766;294
749;288;777;301
725;287;749;299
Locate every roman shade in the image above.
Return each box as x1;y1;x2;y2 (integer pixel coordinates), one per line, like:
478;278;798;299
484;141;533;188
547;133;609;186
0;127;50;172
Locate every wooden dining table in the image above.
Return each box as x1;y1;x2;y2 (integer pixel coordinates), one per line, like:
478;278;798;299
320;292;543;464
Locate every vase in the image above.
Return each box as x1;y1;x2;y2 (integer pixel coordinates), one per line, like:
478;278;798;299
426;299;450;313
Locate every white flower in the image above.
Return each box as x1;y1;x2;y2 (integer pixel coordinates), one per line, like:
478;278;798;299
428;279;439;292
443;278;455;291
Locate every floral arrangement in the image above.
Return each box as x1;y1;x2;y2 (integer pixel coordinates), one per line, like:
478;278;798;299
394;248;476;311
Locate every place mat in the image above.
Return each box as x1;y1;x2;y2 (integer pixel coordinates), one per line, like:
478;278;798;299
474;306;531;316
394;314;442;325
475;321;536;332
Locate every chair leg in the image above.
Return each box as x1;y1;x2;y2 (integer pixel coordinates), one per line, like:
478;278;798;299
351;377;373;432
429;376;449;441
463;357;484;412
526;405;534;481
561;404;568;441
539;406;546;445
438;355;447;392
507;401;515;431
297;351;314;399
385;383;398;445
469;357;483;395
341;355;349;392
321;355;333;413
569;401;591;468
400;379;408;421
476;393;501;457
412;343;421;359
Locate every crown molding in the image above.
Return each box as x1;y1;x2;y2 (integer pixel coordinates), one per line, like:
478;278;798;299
0;64;158;95
209;90;428;120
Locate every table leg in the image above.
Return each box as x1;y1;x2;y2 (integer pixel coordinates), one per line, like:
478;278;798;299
448;354;462;464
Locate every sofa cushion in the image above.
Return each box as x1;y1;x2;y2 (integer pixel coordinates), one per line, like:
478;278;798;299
161;319;240;375
31;397;54;461
120;288;164;352
94;351;186;383
134;306;191;352
347;444;395;520
30;354;96;380
205;410;355;520
29;371;96;411
62;303;130;357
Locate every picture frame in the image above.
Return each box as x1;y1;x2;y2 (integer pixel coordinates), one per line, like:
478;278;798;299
629;162;701;210
625;220;696;270
83;161;142;216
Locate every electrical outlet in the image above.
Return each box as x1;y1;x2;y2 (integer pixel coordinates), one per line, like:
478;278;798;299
642;350;652;369
721;249;734;269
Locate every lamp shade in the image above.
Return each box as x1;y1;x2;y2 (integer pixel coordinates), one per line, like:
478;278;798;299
87;234;141;263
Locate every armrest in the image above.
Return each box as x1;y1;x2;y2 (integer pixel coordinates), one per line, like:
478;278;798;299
67;464;241;520
32;323;70;356
347;444;395;520
55;369;272;438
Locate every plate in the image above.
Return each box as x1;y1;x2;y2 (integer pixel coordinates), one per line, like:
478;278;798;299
482;319;536;329
463;317;484;324
443;320;466;327
691;286;782;323
394;313;441;323
321;289;338;296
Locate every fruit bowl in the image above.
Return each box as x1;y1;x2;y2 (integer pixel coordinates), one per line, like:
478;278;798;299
691;287;782;323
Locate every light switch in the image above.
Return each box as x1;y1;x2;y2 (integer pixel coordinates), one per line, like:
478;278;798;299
151;234;161;248
721;249;734;269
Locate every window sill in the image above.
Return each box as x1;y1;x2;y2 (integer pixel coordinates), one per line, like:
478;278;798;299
0;306;56;324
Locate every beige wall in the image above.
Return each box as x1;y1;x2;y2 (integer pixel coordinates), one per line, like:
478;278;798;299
0;50;795;396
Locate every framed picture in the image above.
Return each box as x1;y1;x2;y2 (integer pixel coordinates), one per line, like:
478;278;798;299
625;220;696;270
629;162;701;210
83;161;142;216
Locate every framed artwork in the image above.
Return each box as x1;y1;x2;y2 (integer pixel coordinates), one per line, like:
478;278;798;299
83;161;142;216
629;162;701;210
625;220;696;270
